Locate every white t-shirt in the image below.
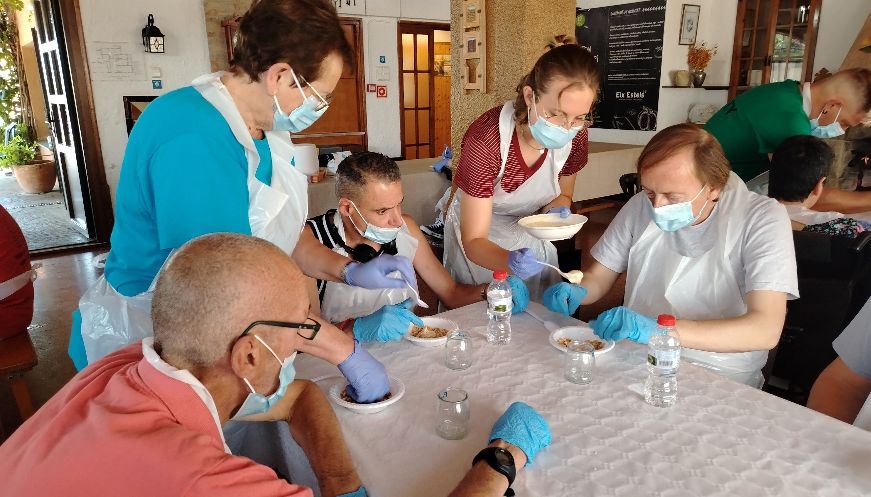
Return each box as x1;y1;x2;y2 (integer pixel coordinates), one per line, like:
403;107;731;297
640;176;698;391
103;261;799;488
591;191;799;300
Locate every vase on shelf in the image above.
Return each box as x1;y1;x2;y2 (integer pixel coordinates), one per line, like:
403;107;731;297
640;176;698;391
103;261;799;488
691;70;706;88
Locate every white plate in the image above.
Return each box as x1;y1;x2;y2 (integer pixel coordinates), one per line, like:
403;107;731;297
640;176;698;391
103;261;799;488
519;213;588;241
329;376;405;414
404;317;459;347
549;326;615;355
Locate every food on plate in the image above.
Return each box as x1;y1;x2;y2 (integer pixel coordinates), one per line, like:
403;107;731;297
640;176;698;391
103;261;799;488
557;337;606;351
409;324;450;339
340;389;393;404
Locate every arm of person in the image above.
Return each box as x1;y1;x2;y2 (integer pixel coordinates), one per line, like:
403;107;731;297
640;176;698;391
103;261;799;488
459;194;512;273
294;313;355;365
577;259;620;305
292;228;352;282
447;440;527;497
675;290;786;352
539;173;577;213
405;216;485;309
812;188;871;214
807;358;871;424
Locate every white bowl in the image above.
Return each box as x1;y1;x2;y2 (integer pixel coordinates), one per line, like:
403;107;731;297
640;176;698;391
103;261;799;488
329;376;405;414
404;317;459;347
549;325;615;355
519;213;588;241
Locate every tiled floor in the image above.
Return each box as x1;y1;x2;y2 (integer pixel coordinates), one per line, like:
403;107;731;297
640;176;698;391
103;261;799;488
0;174;89;250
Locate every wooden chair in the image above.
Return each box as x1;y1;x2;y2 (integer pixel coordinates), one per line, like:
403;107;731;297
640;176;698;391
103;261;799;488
0;331;38;434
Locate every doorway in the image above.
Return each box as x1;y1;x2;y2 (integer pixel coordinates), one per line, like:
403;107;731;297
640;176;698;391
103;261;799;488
398;22;451;160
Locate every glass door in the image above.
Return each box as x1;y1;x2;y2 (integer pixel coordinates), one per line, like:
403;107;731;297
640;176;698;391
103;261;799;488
399;22;446;160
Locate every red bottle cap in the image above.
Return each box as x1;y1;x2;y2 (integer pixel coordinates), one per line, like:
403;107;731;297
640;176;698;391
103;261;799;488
493;270;508;280
657;314;676;326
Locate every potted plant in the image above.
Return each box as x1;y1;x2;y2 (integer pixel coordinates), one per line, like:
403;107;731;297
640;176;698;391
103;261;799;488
687;42;717;88
0;131;56;193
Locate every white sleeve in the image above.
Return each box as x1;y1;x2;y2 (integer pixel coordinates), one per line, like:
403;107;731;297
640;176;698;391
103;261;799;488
590;194;648;274
740;197;799;299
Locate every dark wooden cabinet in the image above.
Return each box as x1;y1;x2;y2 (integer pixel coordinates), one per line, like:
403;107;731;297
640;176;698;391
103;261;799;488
728;0;822;100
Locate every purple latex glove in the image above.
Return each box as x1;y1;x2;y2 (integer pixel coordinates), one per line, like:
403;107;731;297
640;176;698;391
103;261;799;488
337;340;391;403
508;248;544;280
345;254;417;290
547;206;571;218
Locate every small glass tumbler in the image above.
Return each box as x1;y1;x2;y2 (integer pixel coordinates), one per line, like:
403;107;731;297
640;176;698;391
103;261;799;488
445;330;473;370
565;341;595;384
435;387;470;440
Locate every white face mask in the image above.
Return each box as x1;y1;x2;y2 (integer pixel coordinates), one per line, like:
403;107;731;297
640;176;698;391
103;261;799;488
348;200;400;244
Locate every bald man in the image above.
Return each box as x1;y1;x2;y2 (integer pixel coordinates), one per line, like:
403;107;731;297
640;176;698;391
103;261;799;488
0;234;553;497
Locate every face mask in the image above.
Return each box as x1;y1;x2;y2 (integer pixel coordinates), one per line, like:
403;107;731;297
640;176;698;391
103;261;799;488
272;69;328;133
348;200;401;244
232;335;297;419
810;105;845;139
527;92;583;149
648;184;709;232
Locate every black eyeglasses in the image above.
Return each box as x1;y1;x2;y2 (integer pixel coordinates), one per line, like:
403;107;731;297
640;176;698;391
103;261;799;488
238;318;321;341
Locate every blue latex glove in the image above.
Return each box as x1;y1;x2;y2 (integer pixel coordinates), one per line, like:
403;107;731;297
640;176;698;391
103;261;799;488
506;275;529;314
543;282;587;316
345;254;417;290
507;248;544;280
338;486;368;497
547;206;571;218
590;306;657;344
488;402;551;467
353;300;424;342
337;340;391;403
432;145;453;172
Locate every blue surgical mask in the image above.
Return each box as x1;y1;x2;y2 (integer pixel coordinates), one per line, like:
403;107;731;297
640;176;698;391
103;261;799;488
648;184;709;232
272;69;328;133
232;335;297;419
810;105;845;139
527;92;583;149
348;200;401;244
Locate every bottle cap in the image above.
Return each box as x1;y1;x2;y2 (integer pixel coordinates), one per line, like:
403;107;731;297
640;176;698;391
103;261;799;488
657;314;676;326
493;270;508;280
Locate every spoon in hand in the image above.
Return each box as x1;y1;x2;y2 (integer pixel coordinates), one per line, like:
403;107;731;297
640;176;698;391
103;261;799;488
403;279;430;309
534;261;584;285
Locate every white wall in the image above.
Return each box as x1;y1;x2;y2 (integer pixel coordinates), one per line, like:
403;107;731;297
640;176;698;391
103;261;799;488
813;0;871;74
79;0;211;202
577;0;736;144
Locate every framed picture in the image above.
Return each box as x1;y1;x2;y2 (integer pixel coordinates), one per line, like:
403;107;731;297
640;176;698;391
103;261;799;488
123;95;157;135
465;34;478;55
679;4;700;45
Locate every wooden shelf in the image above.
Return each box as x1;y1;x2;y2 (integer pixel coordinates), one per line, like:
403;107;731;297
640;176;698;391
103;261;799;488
661;85;729;90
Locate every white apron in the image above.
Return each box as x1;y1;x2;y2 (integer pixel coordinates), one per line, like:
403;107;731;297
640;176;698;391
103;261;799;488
443;102;570;298
0;263;39;301
80;72;309;364
320;211;418;322
625;173;768;387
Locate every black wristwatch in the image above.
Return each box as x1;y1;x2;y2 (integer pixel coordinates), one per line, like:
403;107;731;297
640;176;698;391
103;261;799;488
472;447;516;496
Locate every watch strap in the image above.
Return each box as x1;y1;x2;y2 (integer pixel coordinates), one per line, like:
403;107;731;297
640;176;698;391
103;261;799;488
473;447;516;496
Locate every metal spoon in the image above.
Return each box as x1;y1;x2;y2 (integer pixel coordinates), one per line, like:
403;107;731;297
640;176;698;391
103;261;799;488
535;261;584;284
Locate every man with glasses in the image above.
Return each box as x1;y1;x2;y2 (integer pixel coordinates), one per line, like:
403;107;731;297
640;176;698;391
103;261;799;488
0;233;553;497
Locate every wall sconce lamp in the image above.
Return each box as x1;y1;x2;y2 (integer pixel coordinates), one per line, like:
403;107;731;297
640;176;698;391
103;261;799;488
142;14;165;53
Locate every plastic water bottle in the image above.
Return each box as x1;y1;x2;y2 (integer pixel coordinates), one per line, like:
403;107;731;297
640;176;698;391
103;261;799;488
486;270;512;345
644;314;681;407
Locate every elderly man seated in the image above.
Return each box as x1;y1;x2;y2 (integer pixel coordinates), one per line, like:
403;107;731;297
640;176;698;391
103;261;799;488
0;233;551;497
306;152;529;342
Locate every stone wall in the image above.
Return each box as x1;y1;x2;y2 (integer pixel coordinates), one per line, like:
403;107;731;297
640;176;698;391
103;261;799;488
203;0;253;71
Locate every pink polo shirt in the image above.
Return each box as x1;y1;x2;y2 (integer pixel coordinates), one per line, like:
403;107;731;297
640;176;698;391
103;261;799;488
0;341;312;497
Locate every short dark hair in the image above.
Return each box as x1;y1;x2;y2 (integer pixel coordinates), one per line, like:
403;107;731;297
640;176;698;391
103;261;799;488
335;152;401;200
637;123;731;191
768;135;833;202
230;0;353;82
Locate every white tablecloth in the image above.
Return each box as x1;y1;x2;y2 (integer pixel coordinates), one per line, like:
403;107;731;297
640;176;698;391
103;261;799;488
296;302;871;496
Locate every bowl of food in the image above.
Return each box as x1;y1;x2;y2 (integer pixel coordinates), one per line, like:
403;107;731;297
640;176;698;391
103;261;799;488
549;325;615;355
405;317;459;347
329;376;405;414
519;213;588;241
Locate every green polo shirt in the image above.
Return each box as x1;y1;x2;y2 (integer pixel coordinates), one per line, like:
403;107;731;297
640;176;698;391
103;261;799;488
704;80;811;181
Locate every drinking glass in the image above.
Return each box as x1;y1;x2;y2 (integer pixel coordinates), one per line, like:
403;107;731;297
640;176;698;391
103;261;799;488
445;330;472;370
565;341;595;384
435;387;470;440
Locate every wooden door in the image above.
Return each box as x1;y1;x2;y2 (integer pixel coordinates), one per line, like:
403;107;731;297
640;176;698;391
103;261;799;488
399;22;449;160
769;0;821;84
32;0;92;236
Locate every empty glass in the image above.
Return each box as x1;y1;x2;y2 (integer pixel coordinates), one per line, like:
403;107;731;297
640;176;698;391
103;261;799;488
435;387;470;440
565;341;595;384
445;330;472;370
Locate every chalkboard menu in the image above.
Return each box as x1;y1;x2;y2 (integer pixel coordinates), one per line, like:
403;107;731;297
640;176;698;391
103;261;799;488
575;0;666;131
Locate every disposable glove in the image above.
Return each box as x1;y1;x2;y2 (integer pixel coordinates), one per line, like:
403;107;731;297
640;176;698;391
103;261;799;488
507;248;544;280
353;300;424;343
337;486;368;497
488;402;551;467
345;254;417;290
547;206;571;218
543;282;587;316
337;340;390;403
506;275;530;314
590;306;657;344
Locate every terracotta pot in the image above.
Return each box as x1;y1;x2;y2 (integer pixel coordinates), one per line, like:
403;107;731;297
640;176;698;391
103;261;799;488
12;160;57;194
